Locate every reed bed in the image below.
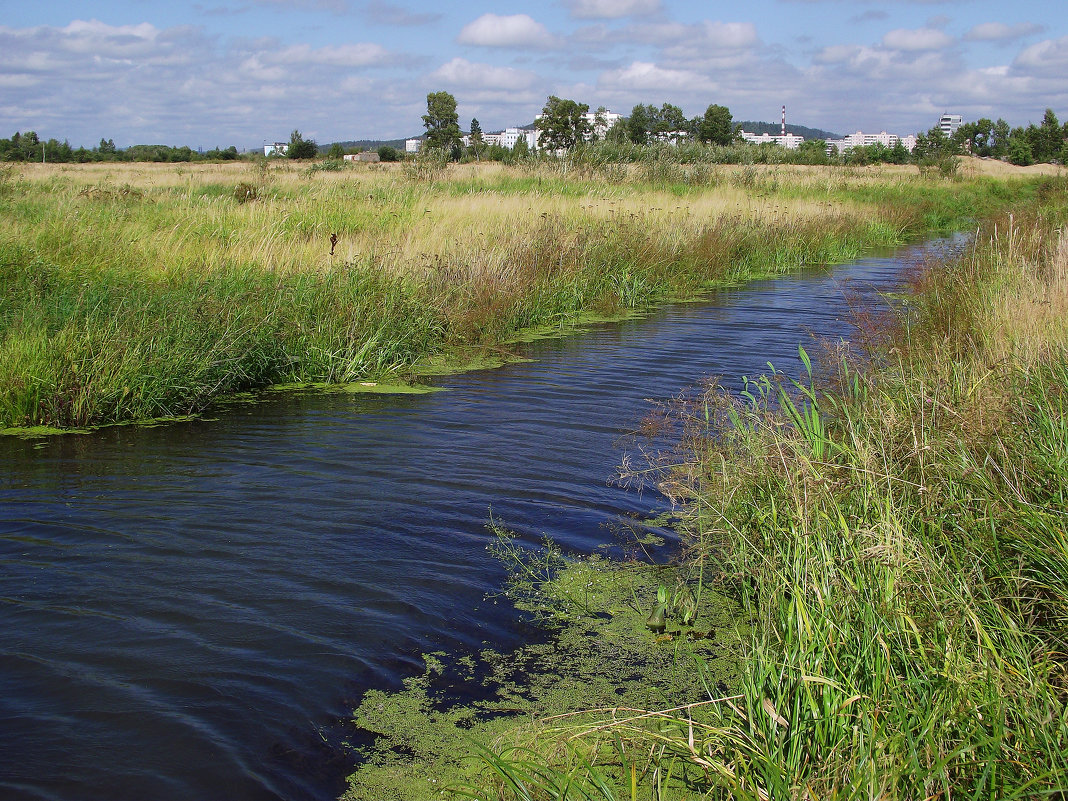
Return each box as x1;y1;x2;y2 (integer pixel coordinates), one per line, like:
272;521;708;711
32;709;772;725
464;179;1068;799
0;161;1032;430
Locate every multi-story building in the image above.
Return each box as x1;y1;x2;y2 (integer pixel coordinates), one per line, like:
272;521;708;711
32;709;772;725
586;109;622;139
825;131;917;154
739;131;805;149
939;113;963;137
405;138;422;153
498;127;538;151
531;107;623;147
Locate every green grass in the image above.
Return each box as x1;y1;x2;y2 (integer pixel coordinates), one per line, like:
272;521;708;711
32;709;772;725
0;162;1040;430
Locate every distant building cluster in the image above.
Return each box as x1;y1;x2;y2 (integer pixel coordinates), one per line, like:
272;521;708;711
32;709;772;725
739;131;806;149
407;109;623;153
825;131;919;155
392;110;958;158
263;142;288;156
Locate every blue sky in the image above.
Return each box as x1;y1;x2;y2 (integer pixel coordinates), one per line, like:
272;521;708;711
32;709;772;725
1;0;1065;149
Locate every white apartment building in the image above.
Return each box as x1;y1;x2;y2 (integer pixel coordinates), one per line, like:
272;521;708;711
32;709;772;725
498;127;538;151
587;109;622;139
461;132;505;148
405;138;421;153
825;131;917;154
939;113;963;137
263;142;288;156
531;108;623;145
739;131;805;149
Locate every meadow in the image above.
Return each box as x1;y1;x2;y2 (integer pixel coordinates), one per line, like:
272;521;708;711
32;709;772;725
2;154;1064;798
0;157;1034;431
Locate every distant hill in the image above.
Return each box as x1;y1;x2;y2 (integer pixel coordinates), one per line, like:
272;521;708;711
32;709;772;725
736;121;841;141
318;138;409;153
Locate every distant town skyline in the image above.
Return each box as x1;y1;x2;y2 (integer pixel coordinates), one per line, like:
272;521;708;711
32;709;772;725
1;0;1064;149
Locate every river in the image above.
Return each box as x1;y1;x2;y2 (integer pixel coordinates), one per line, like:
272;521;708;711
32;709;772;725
0;241;953;800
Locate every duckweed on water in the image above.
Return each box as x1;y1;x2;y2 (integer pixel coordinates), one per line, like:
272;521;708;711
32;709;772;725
344;542;746;801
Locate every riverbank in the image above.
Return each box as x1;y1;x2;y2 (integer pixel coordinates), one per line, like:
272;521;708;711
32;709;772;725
339;176;1068;798
0;160;1041;432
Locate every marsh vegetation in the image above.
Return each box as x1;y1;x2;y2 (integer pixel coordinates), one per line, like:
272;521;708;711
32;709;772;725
0;158;1038;431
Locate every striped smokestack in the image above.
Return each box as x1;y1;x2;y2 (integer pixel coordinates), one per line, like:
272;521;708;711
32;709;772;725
782;105;786;138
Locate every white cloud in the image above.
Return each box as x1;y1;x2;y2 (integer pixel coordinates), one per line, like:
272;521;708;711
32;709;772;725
812;44;863;64
456;13;560;49
58;19;160;55
633;20;758;50
1013;36;1068;77
565;0;661;19
363;1;441;26
272;42;391;67
964;22;1044;42
0;19;421;145
598;61;704;92
881;27;953;51
429;57;539;91
252;0;352;12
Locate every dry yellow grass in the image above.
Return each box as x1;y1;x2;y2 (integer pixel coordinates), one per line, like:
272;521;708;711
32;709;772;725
984;221;1068;367
6;160;886;283
958;156;1066;178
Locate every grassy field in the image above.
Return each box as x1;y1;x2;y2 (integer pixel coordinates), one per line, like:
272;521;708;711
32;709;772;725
0;158;1040;431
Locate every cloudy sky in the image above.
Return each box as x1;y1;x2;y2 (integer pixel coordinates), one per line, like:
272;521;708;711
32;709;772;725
1;0;1064;149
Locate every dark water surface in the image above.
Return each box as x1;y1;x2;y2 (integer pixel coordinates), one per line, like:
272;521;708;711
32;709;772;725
0;242;951;800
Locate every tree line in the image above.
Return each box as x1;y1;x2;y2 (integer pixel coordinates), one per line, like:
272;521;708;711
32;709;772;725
420;90;1068;169
0;131;241;163
4;101;1064;167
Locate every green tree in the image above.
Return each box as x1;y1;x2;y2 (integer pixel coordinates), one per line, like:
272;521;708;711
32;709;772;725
1007;128;1034;166
591;107;609;141
954;118;996;157
698;104;733;146
377;145;400;162
469;117;483;144
992;118;1011;159
422;91;462;155
535;95;591;152
469;117;484;160
795;138;829;165
287;129;318;159
1035;109;1062;163
326;142;345;160
913;125;959;162
654;103;688;140
626;104;653;144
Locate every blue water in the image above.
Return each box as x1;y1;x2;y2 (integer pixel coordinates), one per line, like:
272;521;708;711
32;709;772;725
0;242;950;800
